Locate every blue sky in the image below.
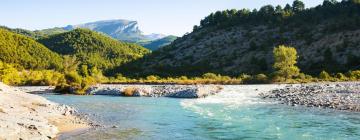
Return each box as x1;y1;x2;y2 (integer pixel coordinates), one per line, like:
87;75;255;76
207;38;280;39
1;0;327;36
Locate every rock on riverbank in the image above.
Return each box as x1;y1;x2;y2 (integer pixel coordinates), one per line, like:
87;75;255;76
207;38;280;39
260;82;360;112
0;83;89;139
86;84;223;98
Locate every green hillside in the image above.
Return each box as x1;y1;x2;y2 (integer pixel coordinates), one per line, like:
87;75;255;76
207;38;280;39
38;28;150;73
35;27;68;36
0;26;45;39
0;28;63;70
141;35;178;50
117;0;360;77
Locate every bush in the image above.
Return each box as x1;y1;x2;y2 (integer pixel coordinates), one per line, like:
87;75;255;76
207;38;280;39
179;76;188;80
254;74;268;83
202;73;219;79
115;74;127;81
238;74;251;81
123;87;137;96
65;72;82;86
146;75;159;81
0;62;23;85
335;73;348;81
348;70;360;80
319;71;331;80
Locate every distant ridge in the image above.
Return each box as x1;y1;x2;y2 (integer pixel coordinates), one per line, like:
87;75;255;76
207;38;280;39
63;19;165;43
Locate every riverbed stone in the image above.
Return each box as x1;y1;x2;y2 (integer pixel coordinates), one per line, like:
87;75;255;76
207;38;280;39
86;84;223;98
260;82;360;112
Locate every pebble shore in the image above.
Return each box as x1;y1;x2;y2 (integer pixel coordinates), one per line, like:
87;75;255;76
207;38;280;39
86;84;223;98
0;83;90;139
260;82;360;112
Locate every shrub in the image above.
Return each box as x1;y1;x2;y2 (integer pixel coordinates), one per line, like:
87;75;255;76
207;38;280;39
65;72;82;86
123;87;137;96
335;73;348;81
179;76;188;80
0;63;23;85
348;70;360;80
254;74;268;83
319;71;331;80
146;75;159;81
115;74;127;81
202;73;219;79
23;70;65;86
238;74;251;81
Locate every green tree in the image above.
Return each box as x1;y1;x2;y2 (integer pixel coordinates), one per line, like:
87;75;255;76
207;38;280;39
352;0;360;4
273;45;300;79
292;0;305;13
80;65;89;77
275;5;284;14
63;55;79;73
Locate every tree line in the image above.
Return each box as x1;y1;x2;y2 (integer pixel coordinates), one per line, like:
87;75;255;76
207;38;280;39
194;0;360;31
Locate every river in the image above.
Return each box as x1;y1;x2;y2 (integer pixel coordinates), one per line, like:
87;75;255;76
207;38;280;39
40;85;360;140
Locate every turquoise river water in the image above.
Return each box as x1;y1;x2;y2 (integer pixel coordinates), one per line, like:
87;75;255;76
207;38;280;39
41;85;360;140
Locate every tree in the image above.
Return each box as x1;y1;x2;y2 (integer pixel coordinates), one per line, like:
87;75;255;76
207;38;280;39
275;5;284;14
80;65;89;77
352;0;360;4
62;55;79;73
284;4;292;12
259;5;275;15
292;0;305;13
273;45;300;79
323;0;337;7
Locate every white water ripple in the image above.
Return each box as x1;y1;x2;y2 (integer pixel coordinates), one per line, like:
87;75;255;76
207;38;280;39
181;85;285;118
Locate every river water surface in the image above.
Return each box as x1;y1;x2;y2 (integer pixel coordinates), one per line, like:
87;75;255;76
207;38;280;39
41;85;360;140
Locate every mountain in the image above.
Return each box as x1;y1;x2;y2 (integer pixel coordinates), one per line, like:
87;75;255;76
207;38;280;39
0;26;69;39
141;35;178;50
63;19;164;43
0;28;63;70
38;28;150;73
0;26;45;39
144;33;167;41
117;0;360;77
35;27;68;36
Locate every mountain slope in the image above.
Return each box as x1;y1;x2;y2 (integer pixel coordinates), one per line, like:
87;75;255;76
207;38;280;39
0;28;63;70
35;27;68;36
118;1;360;77
0;26;45;39
0;26;69;39
63;19;164;42
38;28;150;72
141;35;178;50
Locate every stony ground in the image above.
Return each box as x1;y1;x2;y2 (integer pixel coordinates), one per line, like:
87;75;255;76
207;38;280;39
87;84;223;98
0;83;89;140
260;82;360;112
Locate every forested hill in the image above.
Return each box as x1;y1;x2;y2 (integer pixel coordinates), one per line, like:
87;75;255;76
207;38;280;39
0;28;63;70
117;0;360;77
38;28;150;73
141;35;178;50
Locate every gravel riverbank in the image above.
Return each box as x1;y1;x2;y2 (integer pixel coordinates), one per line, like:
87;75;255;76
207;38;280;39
260;82;360;112
0;83;90;139
87;84;223;98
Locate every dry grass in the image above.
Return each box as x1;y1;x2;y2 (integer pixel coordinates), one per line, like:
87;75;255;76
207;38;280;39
32;102;48;107
0;107;5;114
123;87;137;96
